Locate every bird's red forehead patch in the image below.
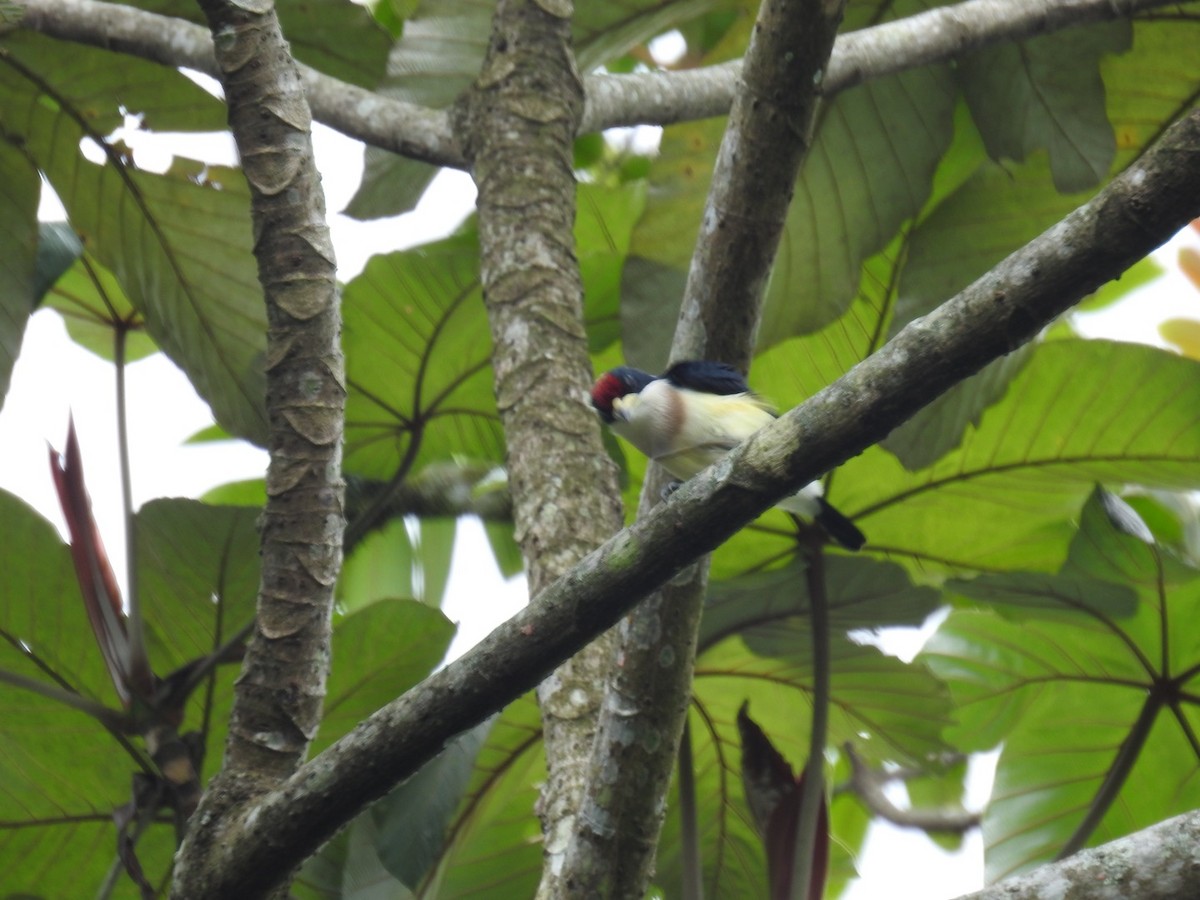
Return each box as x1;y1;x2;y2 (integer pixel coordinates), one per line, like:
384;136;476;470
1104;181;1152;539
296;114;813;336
590;372;627;413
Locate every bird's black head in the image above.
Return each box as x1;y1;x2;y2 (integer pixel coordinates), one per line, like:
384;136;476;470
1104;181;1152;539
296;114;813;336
591;366;654;423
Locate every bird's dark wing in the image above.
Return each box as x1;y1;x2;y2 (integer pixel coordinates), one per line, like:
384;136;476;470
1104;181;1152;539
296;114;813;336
663;361;750;396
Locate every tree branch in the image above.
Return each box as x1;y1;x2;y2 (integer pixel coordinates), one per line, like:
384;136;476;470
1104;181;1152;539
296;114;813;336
560;0;848;893
165;99;1200;900
15;0;1183;169
843;743;980;835
581;0;1184;132
452;2;626;896
955;809;1200;900
169;0;343;893
13;0;460;166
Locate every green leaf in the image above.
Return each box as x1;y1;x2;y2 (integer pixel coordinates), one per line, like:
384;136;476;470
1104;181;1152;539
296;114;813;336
1104;19;1200;170
922;489;1200;880
578;181;646;353
317;600;455;754
959;21;1131;192
43;249;159;363
417;517;457;610
624;33;957;353
655;636;950;895
342;232;504;480
0;139;39;407
338;517;458;612
373;719;492;888
758;66;957;342
136;500;260;676
429;693;546;898
834;341;1200;574
200;478;267;507
882;347;1034;472
347;0;715;219
946;570;1137;620
345;153;439;220
701;555;941;651
0;492;157;897
0;33;269;442
33;222;84;305
483;520;525;578
339;518;416;610
296;813;415;900
615;256;688;373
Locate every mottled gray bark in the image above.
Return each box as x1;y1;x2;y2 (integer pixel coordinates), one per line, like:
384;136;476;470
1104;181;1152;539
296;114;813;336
957;809;1200;900
170;0;343;896
452;1;626;895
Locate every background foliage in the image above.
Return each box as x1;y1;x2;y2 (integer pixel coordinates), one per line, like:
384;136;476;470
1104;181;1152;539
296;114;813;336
1;0;1199;896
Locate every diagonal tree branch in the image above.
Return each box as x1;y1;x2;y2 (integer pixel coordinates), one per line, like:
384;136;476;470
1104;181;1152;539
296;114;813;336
956;808;1200;900
13;0;1184;170
164;101;1200;900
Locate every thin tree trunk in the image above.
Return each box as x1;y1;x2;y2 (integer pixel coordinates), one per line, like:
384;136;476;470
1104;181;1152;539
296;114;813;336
453;1;626;895
171;0;343;894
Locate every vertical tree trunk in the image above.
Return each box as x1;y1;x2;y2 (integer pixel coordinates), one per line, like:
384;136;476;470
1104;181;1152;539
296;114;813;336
455;1;626;894
172;0;343;894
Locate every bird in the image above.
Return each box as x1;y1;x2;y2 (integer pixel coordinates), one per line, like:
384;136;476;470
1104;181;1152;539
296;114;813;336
591;360;865;550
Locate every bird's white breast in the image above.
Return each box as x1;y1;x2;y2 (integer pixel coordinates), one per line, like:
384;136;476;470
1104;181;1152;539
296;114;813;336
612;380;774;481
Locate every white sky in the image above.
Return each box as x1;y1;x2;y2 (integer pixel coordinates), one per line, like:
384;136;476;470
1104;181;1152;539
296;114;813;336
2;86;1197;898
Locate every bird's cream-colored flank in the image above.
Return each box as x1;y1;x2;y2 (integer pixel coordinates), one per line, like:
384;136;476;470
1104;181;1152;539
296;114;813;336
609;378;828;520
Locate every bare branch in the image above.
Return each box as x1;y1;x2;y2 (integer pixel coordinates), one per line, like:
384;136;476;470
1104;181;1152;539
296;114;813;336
14;0;460;166
584;0;1183;130
955;809;1200;900
843;743;980;835
164;102;1200;900
15;0;1181;168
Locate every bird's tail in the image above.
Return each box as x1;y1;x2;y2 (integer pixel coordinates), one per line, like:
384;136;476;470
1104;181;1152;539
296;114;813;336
815;497;866;551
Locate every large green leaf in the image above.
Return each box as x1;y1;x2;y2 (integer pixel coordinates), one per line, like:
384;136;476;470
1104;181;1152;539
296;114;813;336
0;495;253;896
0;33;268;442
0;139;38;408
43;246;159;363
341;232;503;480
701;555;941;650
654;635;951;895
135;501;260;672
339;517;458;613
833;340;1200;575
578;180;647;352
373;719;493;889
425;693;545;898
959;21;1130;192
623;6;957;355
758;65;957;341
924;489;1200;880
317;600;456;755
878;16;1199;469
1103;18;1200;169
